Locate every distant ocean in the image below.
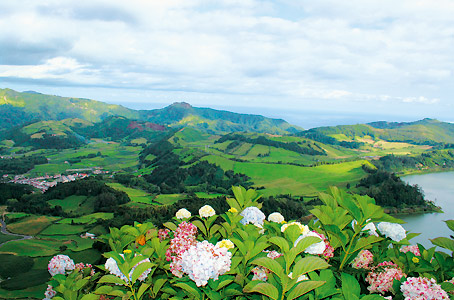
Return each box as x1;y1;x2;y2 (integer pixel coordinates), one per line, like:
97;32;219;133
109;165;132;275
113;101;416;129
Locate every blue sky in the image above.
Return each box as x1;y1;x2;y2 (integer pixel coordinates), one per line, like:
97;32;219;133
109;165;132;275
0;0;453;127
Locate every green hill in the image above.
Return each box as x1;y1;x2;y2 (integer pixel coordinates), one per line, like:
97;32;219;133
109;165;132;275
0;89;301;135
300;118;454;145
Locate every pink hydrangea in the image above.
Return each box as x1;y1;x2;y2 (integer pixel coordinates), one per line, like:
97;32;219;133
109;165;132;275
44;285;56;300
74;262;95;276
351;250;374;269
366;261;405;294
400;245;421;256
158;229;170;241
48;255;75;276
401;277;449;300
251;266;269;281
179;240;232;286
165;222;198;277
265;250;283;260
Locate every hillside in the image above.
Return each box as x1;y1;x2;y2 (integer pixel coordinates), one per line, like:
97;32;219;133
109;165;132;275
299;118;454;145
0;89;301;135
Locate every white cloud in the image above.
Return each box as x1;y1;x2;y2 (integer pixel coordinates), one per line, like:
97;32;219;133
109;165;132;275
0;0;453;122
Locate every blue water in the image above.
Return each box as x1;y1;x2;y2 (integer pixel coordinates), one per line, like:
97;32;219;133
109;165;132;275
400;171;454;249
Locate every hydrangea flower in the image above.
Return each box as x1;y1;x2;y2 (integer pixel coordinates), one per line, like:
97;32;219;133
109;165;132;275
176;208;191;219
251;266;269;281
377;222;406;242
351;219;378;236
216;239;235;250
105;255;152;283
44;285;56;300
294;231;326;255
240;206;266;227
165;222;198;277
281;222;310;235
401;277;449;300
288;272;309;282
265;250;283;259
268;212;285;223
180;240;232;286
74;262;95;276
351;249;374;269
158;228;170;241
48;255;75;276
366;261;405;294
400;245;421;256
199;205;216;218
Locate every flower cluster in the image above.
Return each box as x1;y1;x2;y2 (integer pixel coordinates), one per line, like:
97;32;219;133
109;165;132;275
400;245;421;256
240;206;266;227
165;221;198;277
352;219;378;236
377;222;406;242
216;239;235;250
366;261;405;294
48;255;75;276
176;208;191;219
268;212;285;223
180;240;232;287
401;277;449;300
199;205;215;218
44;285;56;300
251;266;269;281
281;222;310;235
158;228;170;241
265;250;283;260
74;262;95;276
105;255;152;283
288;272;309;282
294;231;326;255
351;250;374;269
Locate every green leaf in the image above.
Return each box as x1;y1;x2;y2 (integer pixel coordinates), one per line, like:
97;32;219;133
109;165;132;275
251;257;284;278
131;262;154;283
174;282;202;299
341;273;360;297
243;281;279;300
215;278;233;291
80;294;99;300
430;237;454;252
445;220;454;232
152;278;167;295
286;280;325;300
269;236;290;253
293;256;330;278
247;242;270;260
94;286;113;295
137;282;151;299
73;278;89;290
192;220;207;236
163;222;177;231
99;274;126;286
352;235;383;253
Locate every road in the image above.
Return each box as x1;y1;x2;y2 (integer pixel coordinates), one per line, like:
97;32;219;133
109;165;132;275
0;212;33;247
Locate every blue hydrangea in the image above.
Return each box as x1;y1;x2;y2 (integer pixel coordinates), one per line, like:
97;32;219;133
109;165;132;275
240;206;265;227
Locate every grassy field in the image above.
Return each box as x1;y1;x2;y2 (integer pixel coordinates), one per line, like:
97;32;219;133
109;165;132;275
195;192;226;199
6;215;59;236
39;224;86;236
154;194;187;205
107;182;155;204
0;233;19;244
48;195;86;213
56;212;113;225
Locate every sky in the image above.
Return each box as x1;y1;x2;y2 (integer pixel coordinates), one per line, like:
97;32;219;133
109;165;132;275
0;0;453;128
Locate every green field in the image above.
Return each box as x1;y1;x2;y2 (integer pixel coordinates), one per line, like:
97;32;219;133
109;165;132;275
154;194;187;205
107;182;155;204
0;233;19;244
6;215;59;236
39;224;86;236
195;192;226;199
56;212;113;225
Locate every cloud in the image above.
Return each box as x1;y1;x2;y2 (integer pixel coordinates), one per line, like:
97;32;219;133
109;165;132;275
0;0;452;121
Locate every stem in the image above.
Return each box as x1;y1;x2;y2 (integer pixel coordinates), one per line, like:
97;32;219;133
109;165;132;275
129;283;138;300
339;229;361;271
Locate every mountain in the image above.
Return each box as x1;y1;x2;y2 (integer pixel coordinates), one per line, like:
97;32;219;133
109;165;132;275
299;118;454;145
0;89;301;135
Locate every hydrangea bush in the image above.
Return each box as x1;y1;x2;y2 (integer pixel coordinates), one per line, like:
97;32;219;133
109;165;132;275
42;186;454;300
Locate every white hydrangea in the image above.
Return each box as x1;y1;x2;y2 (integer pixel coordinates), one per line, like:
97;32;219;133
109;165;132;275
199;205;216;218
294;231;326;255
48;255;75;276
351;219;378;236
180;240;232;287
240;206;266;227
288;272;309;282
377;222;406;242
105;255;152;283
268;212;285;223
176;208;191;219
281;222;310;235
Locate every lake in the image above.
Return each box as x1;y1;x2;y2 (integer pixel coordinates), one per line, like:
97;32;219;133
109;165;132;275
400;171;454;249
